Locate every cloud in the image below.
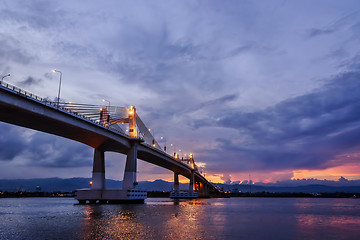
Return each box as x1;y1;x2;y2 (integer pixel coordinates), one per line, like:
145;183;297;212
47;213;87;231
0;123;92;168
18;76;43;87
0;35;34;65
1;0;360;181
194;63;360;172
0;124;28;161
306;28;335;38
220;173;232;184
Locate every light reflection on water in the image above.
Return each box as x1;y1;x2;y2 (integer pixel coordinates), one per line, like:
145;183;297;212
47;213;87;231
0;197;359;239
79;198;223;239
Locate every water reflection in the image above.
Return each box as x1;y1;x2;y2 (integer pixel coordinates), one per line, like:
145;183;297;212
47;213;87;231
294;199;360;240
80;204;152;239
2;198;360;239
79;199;224;239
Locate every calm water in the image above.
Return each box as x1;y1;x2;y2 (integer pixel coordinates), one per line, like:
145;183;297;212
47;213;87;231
0;197;359;240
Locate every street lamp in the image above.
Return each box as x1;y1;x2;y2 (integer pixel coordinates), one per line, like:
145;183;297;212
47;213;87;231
160;136;167;152
170;143;176;157
52;70;62;108
102;99;110;110
149;129;156;147
1;73;10;82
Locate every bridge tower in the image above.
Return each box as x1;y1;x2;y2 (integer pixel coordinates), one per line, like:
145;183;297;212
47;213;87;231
122;106;138;190
128;106;137;138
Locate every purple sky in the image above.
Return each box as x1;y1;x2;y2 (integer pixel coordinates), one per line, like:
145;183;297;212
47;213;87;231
1;0;360;183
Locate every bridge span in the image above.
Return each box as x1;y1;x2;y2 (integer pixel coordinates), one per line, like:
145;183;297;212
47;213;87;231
0;80;219;202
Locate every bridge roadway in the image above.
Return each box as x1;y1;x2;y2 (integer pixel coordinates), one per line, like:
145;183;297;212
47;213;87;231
0;83;216;193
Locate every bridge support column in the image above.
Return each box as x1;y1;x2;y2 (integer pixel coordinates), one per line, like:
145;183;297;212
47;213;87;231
91;149;105;190
189;171;194;193
122;142;138;190
174;173;179;192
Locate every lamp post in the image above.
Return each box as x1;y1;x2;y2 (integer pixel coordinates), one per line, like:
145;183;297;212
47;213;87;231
1;73;10;82
102;99;110;110
52;70;62;108
102;99;111;124
170;144;176;157
149;128;156;147
160;136;167;152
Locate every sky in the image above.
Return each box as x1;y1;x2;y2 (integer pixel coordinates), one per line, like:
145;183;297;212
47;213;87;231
1;0;360;183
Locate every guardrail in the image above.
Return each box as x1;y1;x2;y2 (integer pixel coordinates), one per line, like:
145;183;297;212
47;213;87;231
0;80;129;137
1;80;44;101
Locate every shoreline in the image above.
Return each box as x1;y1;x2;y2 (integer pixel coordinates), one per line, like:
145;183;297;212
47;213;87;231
1;191;359;199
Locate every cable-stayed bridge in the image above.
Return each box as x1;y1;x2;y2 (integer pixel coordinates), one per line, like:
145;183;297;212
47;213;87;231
0;80;219;203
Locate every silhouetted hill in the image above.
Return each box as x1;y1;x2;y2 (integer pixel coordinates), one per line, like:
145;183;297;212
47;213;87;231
1;178;360;193
215;183;360;193
0;178;186;192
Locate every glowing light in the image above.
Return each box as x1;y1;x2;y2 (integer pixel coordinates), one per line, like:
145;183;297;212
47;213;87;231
89;181;93;185
52;69;57;73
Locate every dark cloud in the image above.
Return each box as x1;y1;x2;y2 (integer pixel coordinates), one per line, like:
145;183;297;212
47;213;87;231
1;0;360;181
0;123;92;168
306;28;335;38
0;123;28;161
18;76;43;87
194;65;360;172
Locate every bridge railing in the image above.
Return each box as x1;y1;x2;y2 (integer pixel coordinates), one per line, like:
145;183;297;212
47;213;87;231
1;81;44;102
0;80;129;137
141;142;199;171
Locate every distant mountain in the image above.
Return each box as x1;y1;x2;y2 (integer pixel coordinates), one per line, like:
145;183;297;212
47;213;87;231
0;178;187;192
1;178;360;193
215;183;360;193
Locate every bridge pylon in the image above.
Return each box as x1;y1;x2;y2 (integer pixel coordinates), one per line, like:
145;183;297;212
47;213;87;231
174;173;180;192
122;141;138;190
91;149;105;190
128;106;137;138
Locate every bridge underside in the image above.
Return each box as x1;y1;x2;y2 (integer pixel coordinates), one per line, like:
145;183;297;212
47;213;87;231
0;91;130;152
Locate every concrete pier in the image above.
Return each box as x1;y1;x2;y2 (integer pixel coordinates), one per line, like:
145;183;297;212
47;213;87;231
189;171;194;193
174;173;179;192
75;142;147;204
91;149;105;190
122;142;138;190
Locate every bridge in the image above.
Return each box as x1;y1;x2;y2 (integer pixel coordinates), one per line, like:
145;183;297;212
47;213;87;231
0;79;219;203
